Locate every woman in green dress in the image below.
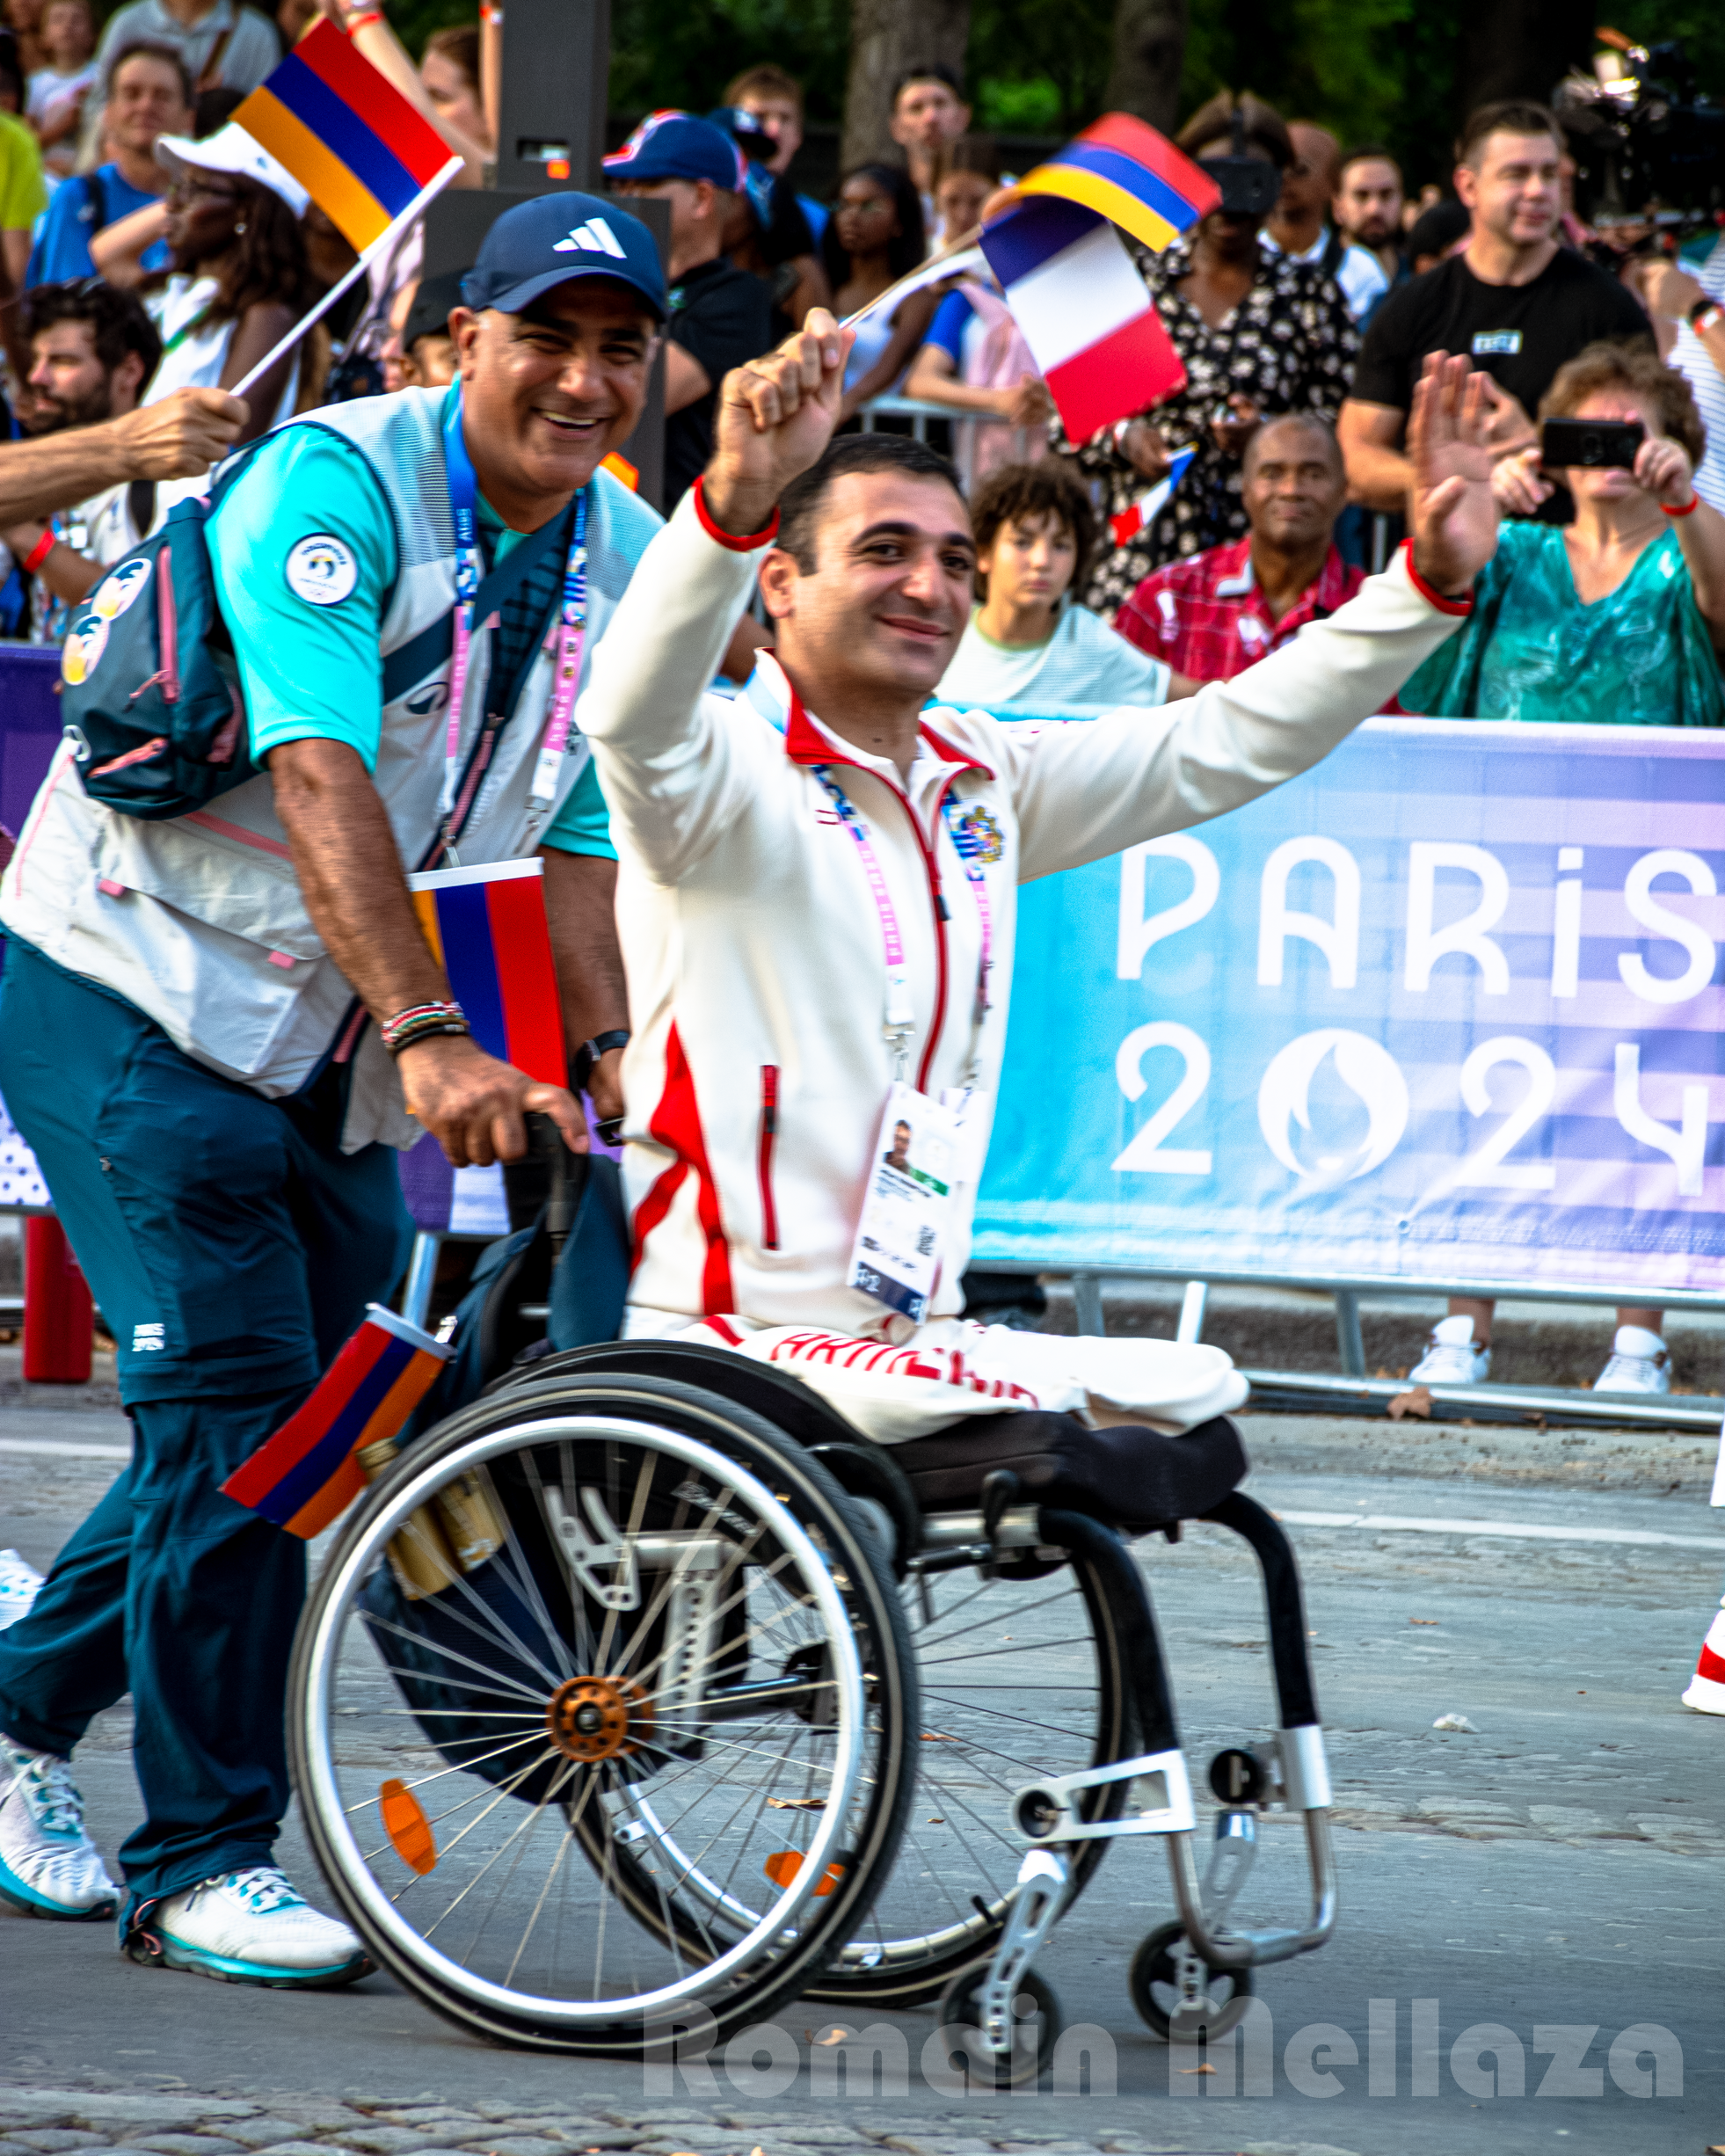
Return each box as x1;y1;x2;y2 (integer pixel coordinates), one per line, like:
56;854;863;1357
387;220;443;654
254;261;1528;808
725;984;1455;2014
1401;339;1725;725
1402;339;1725;1412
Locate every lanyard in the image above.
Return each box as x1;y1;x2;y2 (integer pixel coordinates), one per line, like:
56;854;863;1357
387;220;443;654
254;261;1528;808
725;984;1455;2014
939;792;994;1030
814;767;991;1078
439;389;590;834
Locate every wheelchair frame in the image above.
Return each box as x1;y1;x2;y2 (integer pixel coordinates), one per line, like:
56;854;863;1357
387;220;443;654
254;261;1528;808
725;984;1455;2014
288;1337;1336;2069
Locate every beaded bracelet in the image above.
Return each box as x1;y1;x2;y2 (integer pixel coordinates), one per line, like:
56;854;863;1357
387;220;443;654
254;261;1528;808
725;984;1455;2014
382;1000;469;1054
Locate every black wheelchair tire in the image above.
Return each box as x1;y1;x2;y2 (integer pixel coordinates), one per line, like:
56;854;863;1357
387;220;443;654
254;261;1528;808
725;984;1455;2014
288;1371;919;2054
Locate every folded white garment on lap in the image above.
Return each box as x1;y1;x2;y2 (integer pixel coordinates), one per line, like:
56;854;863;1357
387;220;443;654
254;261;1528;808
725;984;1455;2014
629;1309;1248;1444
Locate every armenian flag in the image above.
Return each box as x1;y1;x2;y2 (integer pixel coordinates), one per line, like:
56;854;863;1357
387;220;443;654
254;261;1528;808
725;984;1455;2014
231;18;460;252
409;858;567;1088
222;1305;450;1538
979;114;1220;446
1009;114;1219;256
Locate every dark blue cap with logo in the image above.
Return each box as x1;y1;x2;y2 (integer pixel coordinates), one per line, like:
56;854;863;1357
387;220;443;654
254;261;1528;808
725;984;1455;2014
602;109;747;192
460;191;666;323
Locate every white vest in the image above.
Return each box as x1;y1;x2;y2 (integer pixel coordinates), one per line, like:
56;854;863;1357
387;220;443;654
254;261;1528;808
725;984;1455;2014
0;388;663;1151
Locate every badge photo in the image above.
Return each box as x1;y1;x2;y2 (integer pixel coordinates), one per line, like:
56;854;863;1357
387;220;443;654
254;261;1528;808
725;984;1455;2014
285;533;359;607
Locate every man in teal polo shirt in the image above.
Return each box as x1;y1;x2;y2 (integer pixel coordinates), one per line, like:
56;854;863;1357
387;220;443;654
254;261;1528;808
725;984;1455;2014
0;193;696;1988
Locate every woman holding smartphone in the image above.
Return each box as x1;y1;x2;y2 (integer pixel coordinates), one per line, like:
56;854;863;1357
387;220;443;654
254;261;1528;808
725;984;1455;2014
1401;339;1725;726
1401;337;1725;1409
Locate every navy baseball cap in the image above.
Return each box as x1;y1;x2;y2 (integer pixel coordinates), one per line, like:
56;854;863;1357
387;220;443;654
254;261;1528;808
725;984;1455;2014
460;192;666;323
603;109;746;192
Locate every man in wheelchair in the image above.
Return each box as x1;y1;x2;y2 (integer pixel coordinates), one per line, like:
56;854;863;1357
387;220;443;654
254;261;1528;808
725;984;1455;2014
197;328;1504;2059
579;321;1498;1493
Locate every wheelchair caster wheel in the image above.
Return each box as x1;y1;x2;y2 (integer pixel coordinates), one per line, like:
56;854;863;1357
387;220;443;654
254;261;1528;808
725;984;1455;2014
1129;1921;1252;2043
935;1966;1061;2087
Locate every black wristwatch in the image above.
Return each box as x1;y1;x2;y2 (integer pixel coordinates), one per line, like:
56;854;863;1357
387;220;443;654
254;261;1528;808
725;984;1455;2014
573;1028;630;1092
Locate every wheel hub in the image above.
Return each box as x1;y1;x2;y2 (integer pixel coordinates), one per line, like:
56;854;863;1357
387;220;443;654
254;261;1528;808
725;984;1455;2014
546;1676;653;1762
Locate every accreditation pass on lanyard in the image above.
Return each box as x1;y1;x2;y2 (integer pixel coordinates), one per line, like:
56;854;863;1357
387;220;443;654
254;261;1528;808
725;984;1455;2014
438;389;591;834
816;768;991;1322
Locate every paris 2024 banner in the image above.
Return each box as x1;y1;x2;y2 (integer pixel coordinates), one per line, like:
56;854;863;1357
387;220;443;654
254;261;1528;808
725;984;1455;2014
972;718;1725;1302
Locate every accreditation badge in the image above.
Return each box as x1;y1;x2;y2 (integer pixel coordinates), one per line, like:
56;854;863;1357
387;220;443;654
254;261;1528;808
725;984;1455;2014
848;1082;963;1325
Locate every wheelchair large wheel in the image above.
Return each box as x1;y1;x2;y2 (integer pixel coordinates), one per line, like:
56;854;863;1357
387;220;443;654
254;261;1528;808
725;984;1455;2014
288;1373;917;2052
806;1525;1137;2008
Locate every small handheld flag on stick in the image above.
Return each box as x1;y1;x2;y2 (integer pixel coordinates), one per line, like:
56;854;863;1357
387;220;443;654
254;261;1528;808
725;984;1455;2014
978;116;1219;446
222;1304;450;1537
227;19;463;400
409;858;568;1088
1110;445;1196;544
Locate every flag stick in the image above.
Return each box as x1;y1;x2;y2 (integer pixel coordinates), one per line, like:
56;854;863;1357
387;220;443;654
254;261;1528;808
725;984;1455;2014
838;224;986;333
230;156;464;404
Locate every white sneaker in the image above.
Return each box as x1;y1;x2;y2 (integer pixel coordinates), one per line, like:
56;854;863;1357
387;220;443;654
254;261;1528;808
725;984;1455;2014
1408;1315;1491;1386
141;1864;370;1988
0;1735;120;1920
0;1550;44;1633
1593;1325;1671;1395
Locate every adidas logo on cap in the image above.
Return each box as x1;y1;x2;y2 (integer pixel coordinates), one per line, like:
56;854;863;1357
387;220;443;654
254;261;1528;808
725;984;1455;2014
554;217;627;259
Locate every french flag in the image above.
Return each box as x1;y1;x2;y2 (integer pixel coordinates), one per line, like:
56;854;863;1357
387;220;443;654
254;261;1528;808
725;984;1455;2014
979;195;1187;447
1110;446;1196;544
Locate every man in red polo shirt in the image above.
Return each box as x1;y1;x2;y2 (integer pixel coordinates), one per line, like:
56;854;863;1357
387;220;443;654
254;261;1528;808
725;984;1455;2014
1116;412;1362;684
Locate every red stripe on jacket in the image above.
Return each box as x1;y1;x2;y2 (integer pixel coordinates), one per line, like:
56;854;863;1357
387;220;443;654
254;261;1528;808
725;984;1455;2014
630;1020;735;1314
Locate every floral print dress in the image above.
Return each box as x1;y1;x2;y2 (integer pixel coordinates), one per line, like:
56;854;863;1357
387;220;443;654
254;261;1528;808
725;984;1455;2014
1056;237;1359;618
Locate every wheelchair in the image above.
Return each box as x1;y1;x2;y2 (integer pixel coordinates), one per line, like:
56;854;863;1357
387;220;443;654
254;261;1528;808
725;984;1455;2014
288;1336;1336;2074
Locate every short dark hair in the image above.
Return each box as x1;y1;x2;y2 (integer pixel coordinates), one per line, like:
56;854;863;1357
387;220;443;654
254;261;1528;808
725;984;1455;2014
21;279;162;383
777;433;965;574
1175;89;1293;171
1457;99;1562;168
1242;410;1343;479
1337;142;1402;185
969;458;1096;600
107;37;195;107
892;62;964;106
724;62;804;116
944;134;1001;183
423;24;480;89
0;28;23;106
820;162;926;292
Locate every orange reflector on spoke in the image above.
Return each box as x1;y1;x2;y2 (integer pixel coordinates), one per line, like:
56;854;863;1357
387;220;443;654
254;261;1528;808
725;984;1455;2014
763;1849;841;1897
380;1777;437;1873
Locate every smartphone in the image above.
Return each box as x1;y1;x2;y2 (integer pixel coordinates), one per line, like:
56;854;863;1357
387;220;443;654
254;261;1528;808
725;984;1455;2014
1540;417;1645;469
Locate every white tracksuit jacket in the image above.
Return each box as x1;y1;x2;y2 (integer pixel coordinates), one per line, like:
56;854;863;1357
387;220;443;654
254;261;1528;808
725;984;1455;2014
581;486;1467;1414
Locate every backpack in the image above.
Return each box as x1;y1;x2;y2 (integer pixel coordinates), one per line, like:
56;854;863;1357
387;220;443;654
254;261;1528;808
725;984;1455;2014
61;436;573;821
58;463;264;821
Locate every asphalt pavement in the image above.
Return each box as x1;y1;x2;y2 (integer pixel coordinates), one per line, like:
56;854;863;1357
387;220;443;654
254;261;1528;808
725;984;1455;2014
3;1395;1722;2156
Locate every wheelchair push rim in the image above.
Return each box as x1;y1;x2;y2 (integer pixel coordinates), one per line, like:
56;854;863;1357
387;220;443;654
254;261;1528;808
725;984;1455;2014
290;1380;916;2050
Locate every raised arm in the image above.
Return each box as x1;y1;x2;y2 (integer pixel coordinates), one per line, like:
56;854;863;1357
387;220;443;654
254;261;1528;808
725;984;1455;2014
581;310;852;881
1009;353;1499;877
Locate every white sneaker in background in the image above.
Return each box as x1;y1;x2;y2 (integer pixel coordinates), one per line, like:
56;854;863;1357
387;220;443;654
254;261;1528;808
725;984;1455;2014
142;1865;370;1987
1593;1324;1671;1394
1408;1315;1491;1386
0;1550;43;1633
0;1734;120;1920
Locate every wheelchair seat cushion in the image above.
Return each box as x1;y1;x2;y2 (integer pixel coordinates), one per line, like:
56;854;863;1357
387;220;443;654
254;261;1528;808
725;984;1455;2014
890;1410;1248;1532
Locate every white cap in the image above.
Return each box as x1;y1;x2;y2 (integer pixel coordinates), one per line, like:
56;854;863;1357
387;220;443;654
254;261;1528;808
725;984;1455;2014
155;122;310;218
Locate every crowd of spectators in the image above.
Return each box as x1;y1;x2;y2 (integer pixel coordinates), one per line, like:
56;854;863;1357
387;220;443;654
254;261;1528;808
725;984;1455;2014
4;19;1725;1384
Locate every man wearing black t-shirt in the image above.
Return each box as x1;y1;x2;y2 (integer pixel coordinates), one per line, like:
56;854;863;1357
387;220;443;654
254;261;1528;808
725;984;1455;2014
1340;99;1649;512
605;110;775;508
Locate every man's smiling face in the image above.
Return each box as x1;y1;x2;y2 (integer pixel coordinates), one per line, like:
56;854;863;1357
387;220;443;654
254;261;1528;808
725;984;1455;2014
453;280;655;499
761;469;976;705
